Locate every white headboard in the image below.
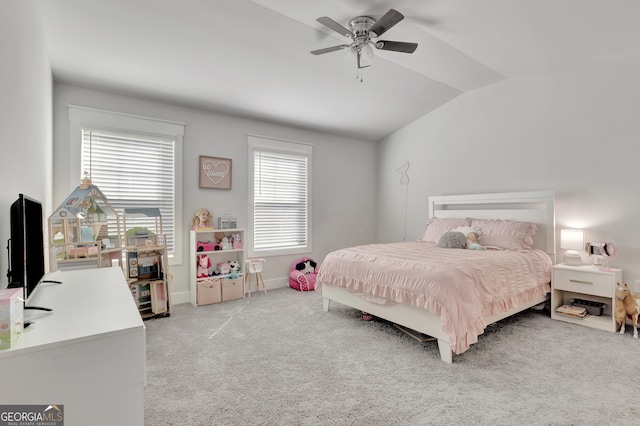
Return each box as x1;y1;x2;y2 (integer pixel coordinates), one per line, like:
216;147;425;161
428;191;556;262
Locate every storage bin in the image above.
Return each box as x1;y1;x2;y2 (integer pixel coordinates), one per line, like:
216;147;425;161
197;278;221;305
570;298;606;316
222;277;244;301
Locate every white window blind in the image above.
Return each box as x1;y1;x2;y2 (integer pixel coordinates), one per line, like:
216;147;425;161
249;136;312;256
81;129;176;254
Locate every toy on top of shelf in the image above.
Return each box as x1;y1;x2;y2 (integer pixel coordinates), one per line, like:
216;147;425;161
197;254;211;278
192;208;213;230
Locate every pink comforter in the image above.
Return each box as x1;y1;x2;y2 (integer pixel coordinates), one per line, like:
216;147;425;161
316;242;552;354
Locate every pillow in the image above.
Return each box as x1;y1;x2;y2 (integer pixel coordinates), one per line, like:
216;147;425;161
437;231;467;249
422;217;471;243
471;219;538;250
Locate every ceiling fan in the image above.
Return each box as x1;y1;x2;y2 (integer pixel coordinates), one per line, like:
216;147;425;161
311;9;418;70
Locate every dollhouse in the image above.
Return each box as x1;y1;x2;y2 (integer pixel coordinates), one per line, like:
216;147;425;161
48;178;123;271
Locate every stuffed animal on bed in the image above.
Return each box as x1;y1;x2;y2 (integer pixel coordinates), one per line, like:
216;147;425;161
453;226;486;251
437;231;467;249
437;226;487;251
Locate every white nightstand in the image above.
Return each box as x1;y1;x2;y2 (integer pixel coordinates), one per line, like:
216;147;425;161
551;263;622;332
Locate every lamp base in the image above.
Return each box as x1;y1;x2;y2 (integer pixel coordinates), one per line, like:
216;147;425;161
563;252;582;266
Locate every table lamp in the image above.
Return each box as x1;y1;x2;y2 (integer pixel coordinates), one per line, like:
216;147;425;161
561;229;584;266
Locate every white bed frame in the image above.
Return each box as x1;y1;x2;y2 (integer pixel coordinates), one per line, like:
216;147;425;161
321;191;556;363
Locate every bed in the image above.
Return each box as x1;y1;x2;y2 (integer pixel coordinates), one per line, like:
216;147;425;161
317;191;556;363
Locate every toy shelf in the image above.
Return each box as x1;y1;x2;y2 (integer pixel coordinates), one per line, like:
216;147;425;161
190;229;245;306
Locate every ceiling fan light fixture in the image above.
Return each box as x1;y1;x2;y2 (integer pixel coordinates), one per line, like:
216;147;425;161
343;47;357;64
312;9;418;78
361;43;374;61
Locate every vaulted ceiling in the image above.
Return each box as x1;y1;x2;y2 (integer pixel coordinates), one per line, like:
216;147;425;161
37;0;640;141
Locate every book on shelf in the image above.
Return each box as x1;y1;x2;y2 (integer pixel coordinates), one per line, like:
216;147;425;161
555;304;589;319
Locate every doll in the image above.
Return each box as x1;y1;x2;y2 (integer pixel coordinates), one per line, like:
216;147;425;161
192;208;213;230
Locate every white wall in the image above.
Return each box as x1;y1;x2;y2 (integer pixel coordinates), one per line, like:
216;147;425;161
0;1;52;288
52;84;377;303
377;65;640;286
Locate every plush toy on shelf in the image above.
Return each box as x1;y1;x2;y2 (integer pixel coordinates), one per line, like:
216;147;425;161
192;208;213;230
220;236;232;251
231;232;242;250
228;260;241;279
197;254;211;278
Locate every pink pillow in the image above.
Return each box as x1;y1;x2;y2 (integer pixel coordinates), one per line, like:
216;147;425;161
422;217;471;243
471;219;537;250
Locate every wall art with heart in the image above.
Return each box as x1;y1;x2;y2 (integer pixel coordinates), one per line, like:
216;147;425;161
199;156;232;189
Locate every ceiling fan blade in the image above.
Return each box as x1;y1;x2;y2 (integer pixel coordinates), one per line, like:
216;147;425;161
375;40;418;53
316;17;353;38
311;45;350;55
368;9;404;38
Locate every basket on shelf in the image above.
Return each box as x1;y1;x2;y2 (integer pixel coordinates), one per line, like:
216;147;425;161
570;298;606;316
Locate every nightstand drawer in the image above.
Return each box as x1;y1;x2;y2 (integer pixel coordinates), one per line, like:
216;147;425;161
553;269;613;298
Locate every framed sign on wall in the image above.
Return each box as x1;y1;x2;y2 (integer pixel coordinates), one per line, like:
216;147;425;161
199;155;232;189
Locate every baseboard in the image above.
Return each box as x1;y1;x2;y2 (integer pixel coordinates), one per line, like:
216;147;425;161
171;276;290;306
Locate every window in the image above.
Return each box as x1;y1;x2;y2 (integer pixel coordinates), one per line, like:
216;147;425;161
69;106;184;264
248;135;312;257
81;129;175;249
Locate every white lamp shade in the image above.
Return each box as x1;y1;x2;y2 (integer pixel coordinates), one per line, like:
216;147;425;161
361;43;374;61
343;48;357;64
561;229;584;266
561;229;584;251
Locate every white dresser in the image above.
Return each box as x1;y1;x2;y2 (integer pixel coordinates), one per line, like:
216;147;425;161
0;267;145;426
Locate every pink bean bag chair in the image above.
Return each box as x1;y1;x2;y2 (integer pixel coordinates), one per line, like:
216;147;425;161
289;257;318;291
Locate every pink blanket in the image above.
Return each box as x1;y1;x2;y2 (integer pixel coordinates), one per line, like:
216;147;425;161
316;242;552;354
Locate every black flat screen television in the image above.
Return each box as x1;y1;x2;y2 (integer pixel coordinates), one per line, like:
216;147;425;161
7;194;45;301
